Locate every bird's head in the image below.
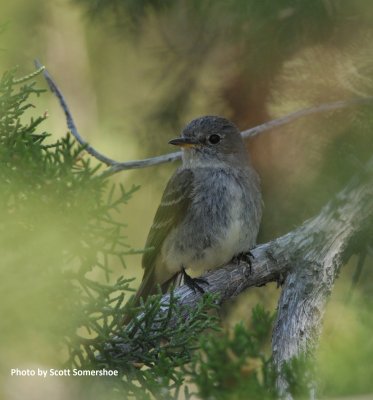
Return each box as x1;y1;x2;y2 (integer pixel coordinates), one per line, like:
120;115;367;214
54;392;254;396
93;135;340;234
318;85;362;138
169;116;247;168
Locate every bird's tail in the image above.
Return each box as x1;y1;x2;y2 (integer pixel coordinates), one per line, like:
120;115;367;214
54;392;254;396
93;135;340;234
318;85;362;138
123;269;156;325
123;269;182;325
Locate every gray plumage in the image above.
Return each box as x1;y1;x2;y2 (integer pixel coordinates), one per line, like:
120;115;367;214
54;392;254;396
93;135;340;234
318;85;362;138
131;115;262;310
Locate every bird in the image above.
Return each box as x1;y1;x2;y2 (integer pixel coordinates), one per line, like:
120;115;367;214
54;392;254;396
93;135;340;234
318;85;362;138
126;115;262;319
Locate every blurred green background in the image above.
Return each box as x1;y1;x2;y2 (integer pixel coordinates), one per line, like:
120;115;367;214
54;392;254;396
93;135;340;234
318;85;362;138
1;0;373;399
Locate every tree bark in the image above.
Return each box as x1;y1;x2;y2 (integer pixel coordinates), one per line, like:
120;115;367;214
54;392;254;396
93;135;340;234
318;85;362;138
272;158;373;398
118;155;373;400
39;64;373;398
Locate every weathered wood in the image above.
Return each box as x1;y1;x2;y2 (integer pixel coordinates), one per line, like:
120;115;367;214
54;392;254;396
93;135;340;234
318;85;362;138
39;61;373;398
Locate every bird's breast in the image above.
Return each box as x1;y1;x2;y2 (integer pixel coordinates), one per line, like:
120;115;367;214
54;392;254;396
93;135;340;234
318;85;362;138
160;167;260;275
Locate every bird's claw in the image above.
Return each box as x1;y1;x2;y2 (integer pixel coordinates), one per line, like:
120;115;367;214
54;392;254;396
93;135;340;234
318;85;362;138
182;267;209;294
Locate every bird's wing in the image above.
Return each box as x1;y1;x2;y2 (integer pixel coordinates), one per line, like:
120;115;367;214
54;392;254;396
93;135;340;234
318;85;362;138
142;168;194;275
123;168;194;319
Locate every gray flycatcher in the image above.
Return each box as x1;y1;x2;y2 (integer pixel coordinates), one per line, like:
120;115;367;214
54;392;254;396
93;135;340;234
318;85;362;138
127;115;262;317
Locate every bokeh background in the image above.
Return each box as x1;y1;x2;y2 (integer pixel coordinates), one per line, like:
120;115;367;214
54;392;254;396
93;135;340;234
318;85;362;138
1;0;373;398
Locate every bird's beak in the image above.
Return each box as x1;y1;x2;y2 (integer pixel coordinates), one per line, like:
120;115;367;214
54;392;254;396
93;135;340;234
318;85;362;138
168;137;200;148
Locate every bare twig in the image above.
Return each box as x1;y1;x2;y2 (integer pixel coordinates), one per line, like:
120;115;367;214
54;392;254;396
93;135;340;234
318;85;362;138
34;59;120;167
36;60;373;176
241;97;373;138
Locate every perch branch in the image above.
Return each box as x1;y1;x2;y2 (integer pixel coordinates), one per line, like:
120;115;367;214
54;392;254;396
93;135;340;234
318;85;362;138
36;60;373;176
272;155;373;398
111;155;373;385
37;62;373;397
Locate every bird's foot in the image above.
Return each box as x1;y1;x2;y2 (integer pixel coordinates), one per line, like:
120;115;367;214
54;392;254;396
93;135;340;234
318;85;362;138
182;267;209;294
233;251;255;274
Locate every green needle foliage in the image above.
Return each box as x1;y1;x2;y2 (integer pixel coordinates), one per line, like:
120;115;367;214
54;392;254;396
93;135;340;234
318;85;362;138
0;67;138;343
0;67;223;399
185;305;278;400
0;66;312;399
69;291;220;399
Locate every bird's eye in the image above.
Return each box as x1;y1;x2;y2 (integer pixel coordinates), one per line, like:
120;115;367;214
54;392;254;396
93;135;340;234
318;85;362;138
208;134;220;144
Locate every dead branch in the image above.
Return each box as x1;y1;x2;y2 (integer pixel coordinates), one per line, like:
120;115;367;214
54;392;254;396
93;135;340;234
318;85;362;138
37;62;373;398
112;155;372;400
35;60;373;177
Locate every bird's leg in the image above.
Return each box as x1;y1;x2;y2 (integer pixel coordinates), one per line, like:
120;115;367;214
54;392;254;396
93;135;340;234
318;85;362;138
181;267;209;294
233;251;255;274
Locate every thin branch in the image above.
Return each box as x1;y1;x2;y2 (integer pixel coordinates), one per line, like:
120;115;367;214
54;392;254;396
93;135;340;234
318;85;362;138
241;97;373;138
34;59;119;167
36;60;373;176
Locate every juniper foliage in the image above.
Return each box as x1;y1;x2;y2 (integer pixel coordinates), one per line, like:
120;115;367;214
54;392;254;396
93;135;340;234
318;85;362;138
0;67;220;399
1;66;311;400
184;305;278;400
